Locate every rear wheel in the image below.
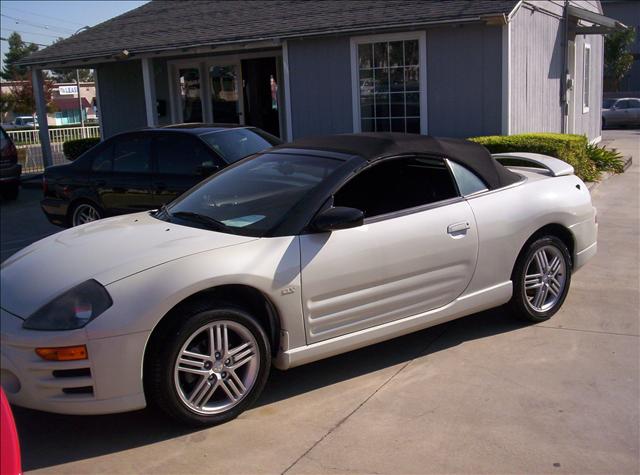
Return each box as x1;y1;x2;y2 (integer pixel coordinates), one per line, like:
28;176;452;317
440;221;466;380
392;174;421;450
146;304;271;427
510;236;572;322
71;201;103;226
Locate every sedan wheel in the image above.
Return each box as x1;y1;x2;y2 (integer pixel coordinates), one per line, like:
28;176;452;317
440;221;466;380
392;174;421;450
523;245;567;312
174;320;259;415
146;304;270;427
510;236;572;322
72;203;102;226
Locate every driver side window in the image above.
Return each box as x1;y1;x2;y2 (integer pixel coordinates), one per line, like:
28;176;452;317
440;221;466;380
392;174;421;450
333;156;458;219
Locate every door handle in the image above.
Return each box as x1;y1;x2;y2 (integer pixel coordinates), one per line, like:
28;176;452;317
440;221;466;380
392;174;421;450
447;222;470;234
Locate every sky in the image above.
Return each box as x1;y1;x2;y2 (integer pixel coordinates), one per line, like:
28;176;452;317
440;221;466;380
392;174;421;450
0;0;148;70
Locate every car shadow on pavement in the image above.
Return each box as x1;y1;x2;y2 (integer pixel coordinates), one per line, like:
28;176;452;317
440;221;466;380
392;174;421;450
14;306;529;471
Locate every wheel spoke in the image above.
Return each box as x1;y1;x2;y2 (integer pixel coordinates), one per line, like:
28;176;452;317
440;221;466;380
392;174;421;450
525;273;543;290
177;350;209;375
222;324;229;355
197;380;219;408
220;379;238;401
228;347;254;370
229;342;250;357
188;377;210;405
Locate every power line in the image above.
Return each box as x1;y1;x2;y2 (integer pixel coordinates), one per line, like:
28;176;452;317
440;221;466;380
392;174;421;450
0;13;76;34
0;28;62;40
0;5;85;27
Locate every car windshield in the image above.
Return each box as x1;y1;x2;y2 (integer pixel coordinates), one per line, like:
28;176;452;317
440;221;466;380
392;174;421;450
199;128;281;164
603;99;616;109
158;152;343;236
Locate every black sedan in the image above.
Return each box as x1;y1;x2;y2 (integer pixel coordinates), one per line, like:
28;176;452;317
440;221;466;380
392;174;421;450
41;125;281;227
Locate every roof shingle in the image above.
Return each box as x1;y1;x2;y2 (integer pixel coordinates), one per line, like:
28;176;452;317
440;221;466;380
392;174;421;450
22;0;517;66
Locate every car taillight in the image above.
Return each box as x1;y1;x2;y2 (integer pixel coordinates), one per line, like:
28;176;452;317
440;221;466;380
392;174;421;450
42;175;48;195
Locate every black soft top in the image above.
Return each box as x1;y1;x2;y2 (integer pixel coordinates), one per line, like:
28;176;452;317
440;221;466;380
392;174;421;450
273;133;520;190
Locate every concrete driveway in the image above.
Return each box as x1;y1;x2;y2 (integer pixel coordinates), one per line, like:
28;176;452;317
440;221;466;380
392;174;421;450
2;131;639;474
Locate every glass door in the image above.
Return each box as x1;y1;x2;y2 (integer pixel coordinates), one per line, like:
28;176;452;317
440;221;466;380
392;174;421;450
178;67;203;123
209;63;243;125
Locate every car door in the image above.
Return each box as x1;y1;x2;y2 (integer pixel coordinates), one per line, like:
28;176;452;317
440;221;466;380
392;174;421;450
100;133;154;214
613;100;633;126
299;156;478;344
628;99;640;124
151;133;223;207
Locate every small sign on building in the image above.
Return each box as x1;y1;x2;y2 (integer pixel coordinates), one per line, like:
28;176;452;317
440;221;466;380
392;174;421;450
59;85;78;95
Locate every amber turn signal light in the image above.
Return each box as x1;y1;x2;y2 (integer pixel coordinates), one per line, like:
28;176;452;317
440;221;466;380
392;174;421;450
35;345;88;361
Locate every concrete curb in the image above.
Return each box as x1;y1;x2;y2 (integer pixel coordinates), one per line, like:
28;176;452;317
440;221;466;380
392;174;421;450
587;154;633;192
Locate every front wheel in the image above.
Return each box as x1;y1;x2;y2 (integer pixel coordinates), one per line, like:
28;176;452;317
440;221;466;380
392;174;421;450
510;236;572;322
146;304;271;427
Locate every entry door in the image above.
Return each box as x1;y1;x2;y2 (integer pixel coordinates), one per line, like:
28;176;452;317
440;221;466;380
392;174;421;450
209;62;244;125
299;201;478;344
176;66;204;123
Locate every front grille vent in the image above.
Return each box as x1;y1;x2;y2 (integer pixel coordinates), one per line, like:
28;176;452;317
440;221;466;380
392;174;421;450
52;368;91;378
62;386;94;395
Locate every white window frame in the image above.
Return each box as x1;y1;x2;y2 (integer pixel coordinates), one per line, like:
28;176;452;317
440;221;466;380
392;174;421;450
350;31;428;134
582;43;591;114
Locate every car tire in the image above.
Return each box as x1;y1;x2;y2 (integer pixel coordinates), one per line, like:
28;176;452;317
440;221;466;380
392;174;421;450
509;235;572;322
146;303;271;427
70;201;103;226
1;183;19;201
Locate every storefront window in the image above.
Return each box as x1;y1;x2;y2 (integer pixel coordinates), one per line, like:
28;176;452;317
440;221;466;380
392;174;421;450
179;68;202;123
357;38;421;134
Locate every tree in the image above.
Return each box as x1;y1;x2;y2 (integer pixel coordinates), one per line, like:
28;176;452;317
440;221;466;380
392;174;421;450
604;27;637;92
49;37;94;83
1;32;39;80
2;78;56;115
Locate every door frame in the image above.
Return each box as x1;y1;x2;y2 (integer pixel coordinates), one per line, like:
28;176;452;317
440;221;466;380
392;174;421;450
167;50;284;132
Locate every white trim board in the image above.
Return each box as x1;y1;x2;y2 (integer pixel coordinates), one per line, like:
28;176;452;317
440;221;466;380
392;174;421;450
349;31;428;135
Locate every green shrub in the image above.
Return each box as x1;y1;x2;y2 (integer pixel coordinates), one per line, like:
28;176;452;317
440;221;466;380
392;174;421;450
63;137;101;161
586;143;625;174
469;133;599;182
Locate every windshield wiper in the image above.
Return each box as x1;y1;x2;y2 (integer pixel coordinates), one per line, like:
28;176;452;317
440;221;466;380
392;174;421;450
170;211;235;233
154;203;170;219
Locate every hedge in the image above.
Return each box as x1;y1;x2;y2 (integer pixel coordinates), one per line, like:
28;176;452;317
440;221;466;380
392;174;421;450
63;137;101;161
469;133;599;182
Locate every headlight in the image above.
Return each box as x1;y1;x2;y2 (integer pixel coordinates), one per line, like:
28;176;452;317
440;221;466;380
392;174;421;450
23;280;112;330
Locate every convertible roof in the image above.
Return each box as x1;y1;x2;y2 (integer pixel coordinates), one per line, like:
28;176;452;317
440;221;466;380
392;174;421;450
274;133;521;189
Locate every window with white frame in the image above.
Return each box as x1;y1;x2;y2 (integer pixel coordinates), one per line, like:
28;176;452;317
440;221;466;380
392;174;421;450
354;36;423;134
583;43;591;113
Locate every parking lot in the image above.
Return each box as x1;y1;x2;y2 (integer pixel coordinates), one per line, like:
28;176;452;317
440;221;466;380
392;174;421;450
1;130;638;474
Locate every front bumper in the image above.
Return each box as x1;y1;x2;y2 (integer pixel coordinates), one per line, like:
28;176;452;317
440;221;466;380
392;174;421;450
41;198;70;227
0;308;148;415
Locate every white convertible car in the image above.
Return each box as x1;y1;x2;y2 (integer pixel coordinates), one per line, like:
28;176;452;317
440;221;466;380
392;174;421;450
0;134;597;426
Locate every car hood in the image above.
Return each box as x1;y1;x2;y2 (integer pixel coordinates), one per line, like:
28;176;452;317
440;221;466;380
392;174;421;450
0;212;256;318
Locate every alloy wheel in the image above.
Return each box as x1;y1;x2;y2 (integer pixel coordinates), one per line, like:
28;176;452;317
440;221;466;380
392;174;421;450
173;320;260;415
73;204;100;226
523;245;567;312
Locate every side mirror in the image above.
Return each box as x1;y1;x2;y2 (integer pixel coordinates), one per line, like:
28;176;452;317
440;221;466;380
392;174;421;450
312;206;364;232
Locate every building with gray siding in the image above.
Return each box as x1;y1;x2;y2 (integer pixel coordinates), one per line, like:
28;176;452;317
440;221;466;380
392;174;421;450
18;0;625;167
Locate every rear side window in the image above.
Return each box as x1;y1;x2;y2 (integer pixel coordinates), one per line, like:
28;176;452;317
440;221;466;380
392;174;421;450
155;135;215;175
333;156;458;219
199;128;279;164
447;160;488;196
112;136;151;173
629;99;640;109
91;144;113;172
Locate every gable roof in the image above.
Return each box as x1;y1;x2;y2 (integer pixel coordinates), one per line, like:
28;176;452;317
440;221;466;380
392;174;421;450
20;0;518;66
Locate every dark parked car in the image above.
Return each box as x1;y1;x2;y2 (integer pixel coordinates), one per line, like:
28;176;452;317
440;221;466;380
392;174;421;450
41;125;281;227
0;126;21;200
